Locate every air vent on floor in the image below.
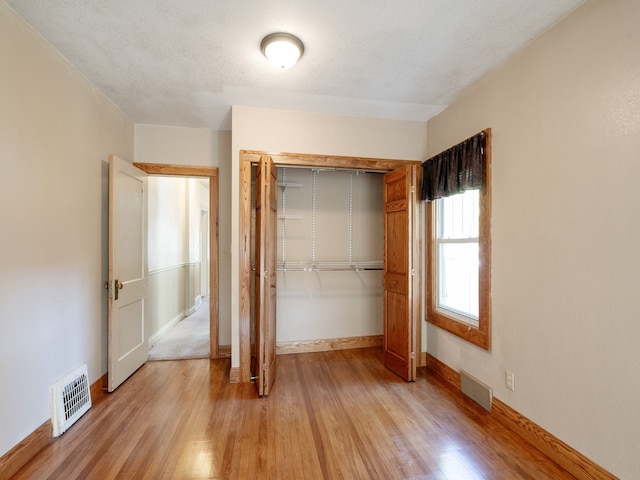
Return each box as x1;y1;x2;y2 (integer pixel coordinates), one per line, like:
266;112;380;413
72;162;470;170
50;364;92;437
460;370;493;412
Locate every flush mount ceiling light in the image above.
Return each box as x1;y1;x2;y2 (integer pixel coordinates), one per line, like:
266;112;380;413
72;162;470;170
261;32;304;69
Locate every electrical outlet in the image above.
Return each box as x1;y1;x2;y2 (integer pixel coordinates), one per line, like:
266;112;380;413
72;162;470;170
505;370;515;391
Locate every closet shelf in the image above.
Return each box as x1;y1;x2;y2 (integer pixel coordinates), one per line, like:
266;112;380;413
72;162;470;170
309;260;383;272
277;261;306;272
279;182;302;189
275;260;384;272
278;214;303;221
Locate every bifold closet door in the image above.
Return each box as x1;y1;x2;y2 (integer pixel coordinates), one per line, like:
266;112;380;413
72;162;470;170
383;165;418;382
254;155;278;396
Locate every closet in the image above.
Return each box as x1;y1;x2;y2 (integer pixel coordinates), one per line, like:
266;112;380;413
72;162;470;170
273;167;384;345
240;151;421;395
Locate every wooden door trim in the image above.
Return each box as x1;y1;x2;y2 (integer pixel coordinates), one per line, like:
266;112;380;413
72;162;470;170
134;162;220;360
239;150;421;383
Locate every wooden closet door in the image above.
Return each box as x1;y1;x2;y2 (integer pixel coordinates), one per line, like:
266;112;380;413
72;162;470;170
254;155;278;396
383;165;418;381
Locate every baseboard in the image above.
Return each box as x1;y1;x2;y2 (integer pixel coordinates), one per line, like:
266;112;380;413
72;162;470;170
218;344;231;358
0;373;110;477
148;312;184;347
424;353;616;480
90;373;108;404
229;367;240;384
0;420;52;479
276;335;383;355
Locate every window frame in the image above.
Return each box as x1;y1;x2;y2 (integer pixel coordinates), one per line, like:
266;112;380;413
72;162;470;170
426;129;491;350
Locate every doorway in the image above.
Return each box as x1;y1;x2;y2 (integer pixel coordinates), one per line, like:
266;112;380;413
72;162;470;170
239;151;421;384
134;163;220;359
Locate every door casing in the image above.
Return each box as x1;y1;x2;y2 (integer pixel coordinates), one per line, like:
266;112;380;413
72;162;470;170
238;150;422;383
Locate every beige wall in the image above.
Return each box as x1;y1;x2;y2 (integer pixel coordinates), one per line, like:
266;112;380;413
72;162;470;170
0;3;133;458
147;177;210;342
426;0;640;477
135;125;232;345
231;106;428;369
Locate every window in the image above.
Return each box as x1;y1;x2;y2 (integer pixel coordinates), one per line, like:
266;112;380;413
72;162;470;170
424;129;491;350
435;189;479;325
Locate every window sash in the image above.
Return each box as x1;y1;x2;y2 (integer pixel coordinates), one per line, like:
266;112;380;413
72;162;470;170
435;197;479;324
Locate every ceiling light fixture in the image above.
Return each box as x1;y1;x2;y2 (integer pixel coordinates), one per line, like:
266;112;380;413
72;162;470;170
261;32;304;69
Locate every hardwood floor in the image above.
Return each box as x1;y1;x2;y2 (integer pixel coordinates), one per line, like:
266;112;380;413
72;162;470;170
11;348;576;479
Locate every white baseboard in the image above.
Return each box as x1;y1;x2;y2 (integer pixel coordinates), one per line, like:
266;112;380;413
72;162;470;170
148;312;184;347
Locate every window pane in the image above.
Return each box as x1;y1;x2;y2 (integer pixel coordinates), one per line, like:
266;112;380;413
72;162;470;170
438;189;479;240
437;240;479;321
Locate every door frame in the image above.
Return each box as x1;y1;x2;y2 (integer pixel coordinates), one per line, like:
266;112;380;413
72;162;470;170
134;163;220;359
238;150;422;383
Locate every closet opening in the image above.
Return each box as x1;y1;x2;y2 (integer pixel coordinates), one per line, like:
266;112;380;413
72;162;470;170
251;166;385;361
239;151;422;387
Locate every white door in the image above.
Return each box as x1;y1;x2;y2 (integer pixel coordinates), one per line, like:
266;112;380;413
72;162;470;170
108;155;148;392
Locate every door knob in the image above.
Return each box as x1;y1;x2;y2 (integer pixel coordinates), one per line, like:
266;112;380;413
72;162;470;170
115;279;123;300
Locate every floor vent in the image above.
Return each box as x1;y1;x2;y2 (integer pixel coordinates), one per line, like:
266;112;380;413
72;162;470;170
50;364;92;437
460;370;493;412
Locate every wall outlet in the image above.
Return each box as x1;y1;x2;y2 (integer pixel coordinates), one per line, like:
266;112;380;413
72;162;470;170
505;370;515;391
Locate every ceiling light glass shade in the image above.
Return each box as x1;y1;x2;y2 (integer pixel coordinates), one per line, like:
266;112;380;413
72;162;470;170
261;33;304;69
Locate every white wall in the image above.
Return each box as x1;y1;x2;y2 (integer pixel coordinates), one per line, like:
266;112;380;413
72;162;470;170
231;106;427;370
275;168;384;342
0;3;133;458
425;0;640;477
148;177;188;271
135;125;232;345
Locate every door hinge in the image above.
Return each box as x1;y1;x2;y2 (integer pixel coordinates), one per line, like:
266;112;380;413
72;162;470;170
410;352;415;359
411;269;416;276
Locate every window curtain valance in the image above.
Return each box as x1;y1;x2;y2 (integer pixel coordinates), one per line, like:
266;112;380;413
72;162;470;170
421;131;486;202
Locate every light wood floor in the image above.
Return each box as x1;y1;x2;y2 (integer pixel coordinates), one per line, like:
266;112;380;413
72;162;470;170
12;348;576;479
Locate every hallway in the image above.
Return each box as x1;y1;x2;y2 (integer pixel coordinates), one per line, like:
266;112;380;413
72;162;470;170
148;297;210;361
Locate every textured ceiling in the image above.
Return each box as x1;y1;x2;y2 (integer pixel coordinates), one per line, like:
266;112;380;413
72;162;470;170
5;0;585;130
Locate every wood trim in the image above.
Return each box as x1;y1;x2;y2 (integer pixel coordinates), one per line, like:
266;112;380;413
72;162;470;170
424;353;461;390
90;373;108;405
1;373;110;477
0;421;52;479
132;163;218;177
491;399;617;480
239;159;253;382
411;165;422;379
424;354;616;480
276;335;383;355
218;344;231;358
425;128;492;350
240;150;422;171
133;162;220;360
239;150;422;383
209;168;220;360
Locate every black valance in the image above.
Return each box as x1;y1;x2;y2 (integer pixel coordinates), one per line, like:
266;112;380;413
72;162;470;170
421;131;486;202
